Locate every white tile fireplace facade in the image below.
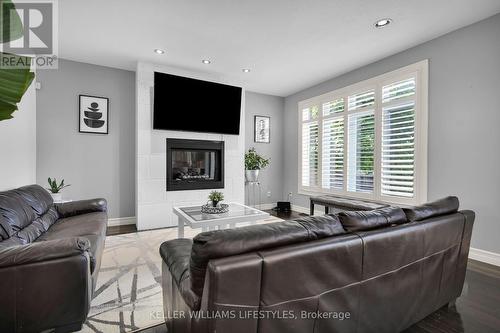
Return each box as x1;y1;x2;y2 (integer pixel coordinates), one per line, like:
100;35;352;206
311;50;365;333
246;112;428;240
136;62;245;230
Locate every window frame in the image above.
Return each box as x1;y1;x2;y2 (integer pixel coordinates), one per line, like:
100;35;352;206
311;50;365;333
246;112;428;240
298;60;428;205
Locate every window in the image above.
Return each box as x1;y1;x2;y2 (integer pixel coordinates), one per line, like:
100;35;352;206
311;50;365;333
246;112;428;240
298;61;428;205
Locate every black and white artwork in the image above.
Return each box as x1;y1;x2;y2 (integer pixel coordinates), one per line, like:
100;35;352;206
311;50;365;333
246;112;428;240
79;95;109;134
254;115;270;143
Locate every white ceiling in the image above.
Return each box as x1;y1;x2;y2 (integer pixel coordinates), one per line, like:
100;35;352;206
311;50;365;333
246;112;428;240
59;0;500;96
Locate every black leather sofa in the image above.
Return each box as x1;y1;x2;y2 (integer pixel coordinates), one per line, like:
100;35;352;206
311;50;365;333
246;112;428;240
160;197;474;333
0;184;107;333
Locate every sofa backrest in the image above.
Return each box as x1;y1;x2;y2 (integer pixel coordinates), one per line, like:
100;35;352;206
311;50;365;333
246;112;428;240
0;185;57;245
201;210;474;333
190;214;346;298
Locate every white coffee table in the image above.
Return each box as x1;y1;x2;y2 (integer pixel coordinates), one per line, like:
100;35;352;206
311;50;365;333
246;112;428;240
173;202;270;238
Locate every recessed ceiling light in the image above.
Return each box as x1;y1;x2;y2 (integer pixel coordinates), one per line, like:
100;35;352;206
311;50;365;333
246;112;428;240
374;18;392;28
154;49;165;54
202;59;211;64
242;68;251;73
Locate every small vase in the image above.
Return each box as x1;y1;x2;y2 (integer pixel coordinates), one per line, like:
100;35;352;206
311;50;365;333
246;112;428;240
245;170;260;182
212;201;219;207
50;192;62;202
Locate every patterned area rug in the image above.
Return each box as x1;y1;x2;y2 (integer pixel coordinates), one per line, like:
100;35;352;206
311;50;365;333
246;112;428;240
79;216;282;333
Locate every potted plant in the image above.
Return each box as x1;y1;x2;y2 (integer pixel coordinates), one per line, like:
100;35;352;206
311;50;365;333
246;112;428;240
47;178;71;202
0;0;35;122
208;190;224;207
244;148;270;182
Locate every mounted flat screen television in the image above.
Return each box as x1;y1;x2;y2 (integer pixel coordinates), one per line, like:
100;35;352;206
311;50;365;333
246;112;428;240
153;72;242;135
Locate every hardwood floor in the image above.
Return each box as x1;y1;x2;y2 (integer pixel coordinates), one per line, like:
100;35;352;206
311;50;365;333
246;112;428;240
108;212;500;333
264;208;309;220
106;223;137;236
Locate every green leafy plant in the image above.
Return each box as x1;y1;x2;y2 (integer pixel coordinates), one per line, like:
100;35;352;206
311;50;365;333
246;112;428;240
244;148;270;170
0;0;35;121
47;178;71;194
208;190;224;207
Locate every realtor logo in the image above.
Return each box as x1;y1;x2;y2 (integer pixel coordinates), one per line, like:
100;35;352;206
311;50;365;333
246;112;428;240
0;0;58;68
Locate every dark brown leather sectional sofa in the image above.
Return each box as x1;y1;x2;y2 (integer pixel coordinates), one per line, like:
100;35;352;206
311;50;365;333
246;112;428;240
0;185;107;333
160;197;474;333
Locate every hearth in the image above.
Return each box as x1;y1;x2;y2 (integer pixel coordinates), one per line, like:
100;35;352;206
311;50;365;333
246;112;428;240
166;139;224;191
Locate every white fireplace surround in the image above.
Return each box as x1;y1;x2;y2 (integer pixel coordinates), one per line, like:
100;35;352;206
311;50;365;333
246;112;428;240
135;62;245;230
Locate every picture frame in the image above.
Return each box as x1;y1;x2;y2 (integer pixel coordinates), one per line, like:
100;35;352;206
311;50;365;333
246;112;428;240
254;115;270;143
79;94;109;134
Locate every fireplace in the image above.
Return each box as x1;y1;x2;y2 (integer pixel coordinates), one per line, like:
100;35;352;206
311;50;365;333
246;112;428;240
166;139;224;191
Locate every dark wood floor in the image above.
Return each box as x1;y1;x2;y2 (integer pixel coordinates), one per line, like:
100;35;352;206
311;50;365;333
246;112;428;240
106;223;137;236
108;211;500;333
137;260;500;333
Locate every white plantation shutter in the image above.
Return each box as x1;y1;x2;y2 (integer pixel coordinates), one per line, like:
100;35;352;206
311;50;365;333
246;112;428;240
322;117;344;189
302;121;319;187
381;78;416;198
323;98;344;116
347;111;375;193
348;90;375;110
299;61;427;204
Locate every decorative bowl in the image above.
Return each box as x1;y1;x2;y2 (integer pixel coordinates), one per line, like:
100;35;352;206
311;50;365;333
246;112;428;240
201;203;229;214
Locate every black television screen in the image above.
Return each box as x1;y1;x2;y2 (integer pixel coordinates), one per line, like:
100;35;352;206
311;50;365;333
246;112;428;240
153;72;242;135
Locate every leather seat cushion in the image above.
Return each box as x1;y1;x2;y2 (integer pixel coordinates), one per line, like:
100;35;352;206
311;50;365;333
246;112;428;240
338;206;407;232
311;195;389;210
403;196;459;222
39;212;107;239
36;212;107;274
14;185;53;216
190;215;345;298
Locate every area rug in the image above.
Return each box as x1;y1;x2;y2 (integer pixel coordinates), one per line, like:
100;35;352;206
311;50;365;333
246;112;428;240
79;216;282;333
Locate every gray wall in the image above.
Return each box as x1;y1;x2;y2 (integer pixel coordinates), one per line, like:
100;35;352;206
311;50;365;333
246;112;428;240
245;92;284;205
36;59;135;219
283;13;500;253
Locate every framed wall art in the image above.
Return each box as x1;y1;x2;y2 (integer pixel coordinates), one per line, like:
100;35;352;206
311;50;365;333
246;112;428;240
254;115;270;143
79;94;109;134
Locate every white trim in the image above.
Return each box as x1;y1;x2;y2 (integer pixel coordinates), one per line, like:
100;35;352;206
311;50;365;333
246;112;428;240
469;247;500;267
108;216;136;227
298;60;429;206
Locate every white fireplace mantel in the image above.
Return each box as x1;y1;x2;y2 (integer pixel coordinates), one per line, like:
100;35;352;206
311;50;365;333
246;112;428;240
135;62;245;230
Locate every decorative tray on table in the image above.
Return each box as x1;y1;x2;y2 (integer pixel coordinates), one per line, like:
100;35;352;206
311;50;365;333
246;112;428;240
201;203;229;214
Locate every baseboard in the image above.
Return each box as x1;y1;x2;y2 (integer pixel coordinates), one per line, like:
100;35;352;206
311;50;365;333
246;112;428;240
108;216;136;227
469;247;500;267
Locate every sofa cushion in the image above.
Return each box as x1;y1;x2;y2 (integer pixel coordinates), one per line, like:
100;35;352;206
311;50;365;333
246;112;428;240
402;196;459;222
338;206;407;232
36;212;107;274
14;185;53;216
0;216;11;240
0;191;36;235
16;206;59;244
39;212;107;239
190;215;345;298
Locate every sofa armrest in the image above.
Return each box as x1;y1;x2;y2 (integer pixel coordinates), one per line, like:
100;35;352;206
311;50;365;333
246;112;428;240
0;238;93;332
0;237;90;268
55;198;107;218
